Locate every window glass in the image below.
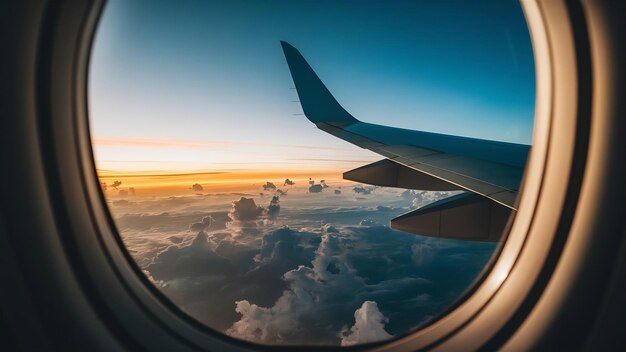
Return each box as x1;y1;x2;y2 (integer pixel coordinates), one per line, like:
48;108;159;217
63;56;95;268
89;0;534;346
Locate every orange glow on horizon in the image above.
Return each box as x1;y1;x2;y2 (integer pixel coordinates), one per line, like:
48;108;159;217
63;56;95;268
97;168;349;194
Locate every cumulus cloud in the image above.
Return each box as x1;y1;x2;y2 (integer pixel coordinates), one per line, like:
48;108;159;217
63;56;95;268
284;179;295;186
189;215;214;232
253;226;315;264
401;189;415;200
111;180;122;189
359;219;378;226
229;197;264;221
353;186;372;195
223;196;285;229
143;270;166;288
169;235;183;244
309;184;323;193
229;258;333;342
225;224;434;345
267;196;280;220
340;301;393;346
147;231;235;281
409;190;461;208
227;296;299;344
227;229;359;343
192;183;204;192
262;182;277;191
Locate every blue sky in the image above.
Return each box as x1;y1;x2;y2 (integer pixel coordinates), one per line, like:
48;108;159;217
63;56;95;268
89;0;535;172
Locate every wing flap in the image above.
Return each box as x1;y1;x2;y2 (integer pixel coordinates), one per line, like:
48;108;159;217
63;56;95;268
343;159;462;191
390;192;512;242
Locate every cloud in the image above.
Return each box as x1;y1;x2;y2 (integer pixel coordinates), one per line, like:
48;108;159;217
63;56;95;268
411;243;436;267
169;235;183;244
227;229;363;344
340;301;393;346
226;224;433;345
284;179;295;186
307;178;328;193
117;186;138;197
229;197;264;221
410;190;461;208
189;215;214;232
267;196;280;220
146;231;235;281
253;226;316;265
192;183;204;192
143;270;166;288
144;222;319;334
223;196;285;231
276;189;288;196
263;182;277;191
111;180;122;189
359;219;378;226
309;184;323;193
353;186;372;195
401;190;415;200
227;296;299;344
112;190;495;345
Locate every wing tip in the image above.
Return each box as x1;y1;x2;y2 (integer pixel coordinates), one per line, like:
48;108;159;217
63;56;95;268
279;40;358;126
280;40;300;63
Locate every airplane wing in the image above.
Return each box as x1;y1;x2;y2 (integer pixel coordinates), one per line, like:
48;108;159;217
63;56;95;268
280;41;530;242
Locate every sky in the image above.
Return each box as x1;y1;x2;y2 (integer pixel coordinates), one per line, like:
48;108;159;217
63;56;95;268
89;0;535;183
88;1;535;345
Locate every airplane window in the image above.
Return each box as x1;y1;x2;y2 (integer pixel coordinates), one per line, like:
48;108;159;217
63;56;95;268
88;0;535;347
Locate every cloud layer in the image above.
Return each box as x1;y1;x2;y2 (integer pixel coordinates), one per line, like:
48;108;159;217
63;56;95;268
109;184;495;346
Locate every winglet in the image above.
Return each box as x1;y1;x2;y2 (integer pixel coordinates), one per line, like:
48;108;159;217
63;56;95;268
280;41;358;126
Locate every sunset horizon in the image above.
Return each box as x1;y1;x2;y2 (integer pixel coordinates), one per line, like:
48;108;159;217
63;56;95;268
97;167;354;195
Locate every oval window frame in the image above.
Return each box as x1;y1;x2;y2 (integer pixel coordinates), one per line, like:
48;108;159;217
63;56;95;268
35;0;595;350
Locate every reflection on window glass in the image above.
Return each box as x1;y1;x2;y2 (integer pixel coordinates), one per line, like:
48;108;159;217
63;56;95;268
89;0;534;346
